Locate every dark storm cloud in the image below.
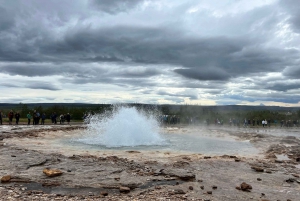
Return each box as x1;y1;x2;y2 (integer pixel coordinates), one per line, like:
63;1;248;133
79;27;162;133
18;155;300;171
0;6;15;31
174;68;231;81
90;0;145;14
283;67;300;79
266;83;300;92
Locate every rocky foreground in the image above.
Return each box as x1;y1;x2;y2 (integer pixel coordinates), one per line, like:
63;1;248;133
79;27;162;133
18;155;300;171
0;125;300;200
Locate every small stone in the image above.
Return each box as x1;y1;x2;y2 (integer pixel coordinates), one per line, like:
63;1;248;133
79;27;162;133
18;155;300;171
261;193;265;196
266;170;272;174
43;168;63;177
204;156;211;159
257;178;262;181
1;175;11;183
67;169;71;172
100;191;108;196
275;159;284;163
119;186;130;193
189;186;193;190
11;155;16;157
240;182;252;191
212;185;217;189
197;179;203;182
251;166;264;172
176;182;179;185
207;191;212;194
155;186;161;189
200;186;204;190
173;189;186;194
235;159;241;162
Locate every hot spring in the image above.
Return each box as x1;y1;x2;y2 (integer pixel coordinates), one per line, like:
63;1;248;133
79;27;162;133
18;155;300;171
67;107;258;156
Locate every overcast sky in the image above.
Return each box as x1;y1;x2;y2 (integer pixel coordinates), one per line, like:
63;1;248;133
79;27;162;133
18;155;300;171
1;0;300;106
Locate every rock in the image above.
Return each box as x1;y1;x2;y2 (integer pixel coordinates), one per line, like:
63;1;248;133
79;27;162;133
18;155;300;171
197;179;203;182
126;151;141;154
257;178;262;181
43;168;63;177
100;192;108;196
251;166;264;172
11;155;16;157
235;159;241;162
1;175;11;183
173;161;190;168
200;186;204;190
173;189;186;194
296;157;300;162
189;186;193;190
67;169;71;172
286;178;295;183
236;186;241;190
204;156;211;159
212;185;217;189
119;186;130;193
42;182;60;187
240;182;252;191
161;169;195;181
114;177;120;181
275;159;284;163
207;191;212;194
266;170;272;174
230;155;237;158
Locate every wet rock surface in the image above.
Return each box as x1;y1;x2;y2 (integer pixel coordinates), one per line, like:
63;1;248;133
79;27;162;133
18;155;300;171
0;125;300;200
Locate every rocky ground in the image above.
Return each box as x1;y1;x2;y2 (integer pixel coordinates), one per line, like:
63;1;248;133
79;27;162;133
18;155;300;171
0;125;300;200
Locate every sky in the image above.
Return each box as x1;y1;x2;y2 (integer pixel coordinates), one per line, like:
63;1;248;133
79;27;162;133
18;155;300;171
0;0;300;106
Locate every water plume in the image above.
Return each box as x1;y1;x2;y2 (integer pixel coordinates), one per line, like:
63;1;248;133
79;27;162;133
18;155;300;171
76;106;166;147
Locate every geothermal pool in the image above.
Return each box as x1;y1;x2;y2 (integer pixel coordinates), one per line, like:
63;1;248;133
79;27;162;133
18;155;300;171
65;107;258;156
3;107;300;157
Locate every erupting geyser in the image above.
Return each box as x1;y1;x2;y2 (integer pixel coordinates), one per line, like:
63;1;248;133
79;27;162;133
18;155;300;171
76;106;167;147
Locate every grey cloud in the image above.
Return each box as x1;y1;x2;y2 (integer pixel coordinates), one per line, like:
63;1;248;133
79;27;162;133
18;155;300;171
280;0;300;33
174;67;231;81
0;80;60;91
283;67;300;79
25;82;60;91
0;6;15;31
266;83;300;92
90;0;145;14
157;90;198;100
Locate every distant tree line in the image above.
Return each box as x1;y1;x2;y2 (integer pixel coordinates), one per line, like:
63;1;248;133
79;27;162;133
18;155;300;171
1;103;299;123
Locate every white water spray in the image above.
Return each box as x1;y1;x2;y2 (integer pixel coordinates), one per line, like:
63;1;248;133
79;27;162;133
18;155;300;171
76;106;166;147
